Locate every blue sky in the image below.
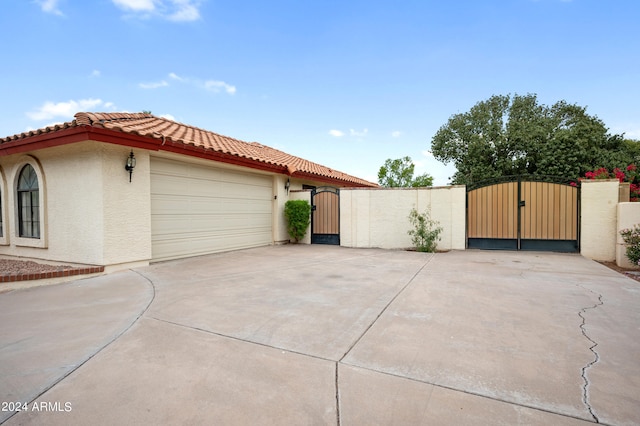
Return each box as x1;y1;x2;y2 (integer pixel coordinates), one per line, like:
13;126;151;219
1;0;638;185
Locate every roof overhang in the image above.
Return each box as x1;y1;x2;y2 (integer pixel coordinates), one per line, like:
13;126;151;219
0;125;375;187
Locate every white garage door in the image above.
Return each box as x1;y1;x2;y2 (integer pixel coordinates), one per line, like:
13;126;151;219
150;157;273;262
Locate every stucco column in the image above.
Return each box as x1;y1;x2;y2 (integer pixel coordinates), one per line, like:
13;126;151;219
580;180;619;261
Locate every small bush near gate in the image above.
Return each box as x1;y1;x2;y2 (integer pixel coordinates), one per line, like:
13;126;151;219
408;208;443;253
620;225;640;266
284;200;311;243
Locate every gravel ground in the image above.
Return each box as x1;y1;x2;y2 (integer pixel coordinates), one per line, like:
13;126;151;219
0;259;75;276
599;261;640;283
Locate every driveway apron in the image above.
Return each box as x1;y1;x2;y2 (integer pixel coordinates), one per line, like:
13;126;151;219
1;245;639;425
0;272;153;424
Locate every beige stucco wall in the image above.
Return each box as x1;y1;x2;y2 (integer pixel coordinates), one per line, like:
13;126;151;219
340;186;466;251
616;202;640;268
272;174;288;244
100;143;152;269
580;179;619;261
0;142;152;268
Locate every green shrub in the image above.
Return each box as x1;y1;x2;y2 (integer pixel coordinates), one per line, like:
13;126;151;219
407;208;442;252
284;200;311;243
620;225;640;266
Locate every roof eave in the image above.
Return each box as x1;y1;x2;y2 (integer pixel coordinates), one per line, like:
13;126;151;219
0;123;377;186
0;126;161;157
291;170;377;188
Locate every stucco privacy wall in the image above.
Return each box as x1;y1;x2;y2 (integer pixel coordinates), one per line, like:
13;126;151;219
340;186;466;250
0;142;152;267
617;202;640;268
580;179;619;262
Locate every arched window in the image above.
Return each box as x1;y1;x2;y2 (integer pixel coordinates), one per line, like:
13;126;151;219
17;164;40;238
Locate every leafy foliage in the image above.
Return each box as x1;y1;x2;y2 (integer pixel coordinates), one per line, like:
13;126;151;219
284;200;311;243
580;164;639;201
431;94;636;185
407;208;442;252
378;156;434;187
620;225;640;266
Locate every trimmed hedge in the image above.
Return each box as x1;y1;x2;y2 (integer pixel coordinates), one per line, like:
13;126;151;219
284;200;311;243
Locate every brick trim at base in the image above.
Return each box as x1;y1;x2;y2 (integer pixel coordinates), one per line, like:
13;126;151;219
0;266;105;283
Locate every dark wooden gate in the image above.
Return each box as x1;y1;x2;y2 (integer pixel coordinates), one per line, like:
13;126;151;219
311;186;340;245
467;176;580;252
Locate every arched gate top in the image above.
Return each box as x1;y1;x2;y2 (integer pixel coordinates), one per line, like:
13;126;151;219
466;175;580;192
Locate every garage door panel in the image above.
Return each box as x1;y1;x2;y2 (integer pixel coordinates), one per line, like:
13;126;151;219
152;232;271;261
151;158;273;261
152;213;272;235
154;196;271;216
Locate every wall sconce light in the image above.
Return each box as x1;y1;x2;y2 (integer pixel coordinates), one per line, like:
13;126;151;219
285;178;290;194
125;150;136;182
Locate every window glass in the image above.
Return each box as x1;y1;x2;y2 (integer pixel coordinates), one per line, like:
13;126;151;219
17;164;40;238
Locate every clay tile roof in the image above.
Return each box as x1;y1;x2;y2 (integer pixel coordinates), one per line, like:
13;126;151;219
1;112;377;187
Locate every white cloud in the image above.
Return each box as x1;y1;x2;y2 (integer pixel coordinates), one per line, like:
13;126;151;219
328;130;344;137
421;149;434;158
391;131;402;138
350;128;368;138
111;0;201;22
37;0;64;15
167;0;200;21
112;0;155;12
623;129;640;139
139;73;236;95
611;124;640;140
159;113;176;121
27;98;106;121
204;80;236;95
90;69;101;78
139;80;169;89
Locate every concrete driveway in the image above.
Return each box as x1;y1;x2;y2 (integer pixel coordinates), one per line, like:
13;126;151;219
1;246;639;425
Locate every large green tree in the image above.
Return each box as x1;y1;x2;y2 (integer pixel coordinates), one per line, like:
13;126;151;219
378;156;434;187
430;94;635;185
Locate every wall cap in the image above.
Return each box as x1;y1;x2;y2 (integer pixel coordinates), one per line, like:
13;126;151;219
581;179;619;183
340;185;465;191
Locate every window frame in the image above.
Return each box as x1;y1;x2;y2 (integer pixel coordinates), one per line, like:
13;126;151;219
17;164;40;238
13;157;47;248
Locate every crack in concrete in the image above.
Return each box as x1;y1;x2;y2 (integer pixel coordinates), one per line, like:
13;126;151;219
578;287;604;423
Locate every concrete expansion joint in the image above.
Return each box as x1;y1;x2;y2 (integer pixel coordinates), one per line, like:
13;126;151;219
338;255;435;363
2;270;157;425
577;288;604;424
335;363;341;426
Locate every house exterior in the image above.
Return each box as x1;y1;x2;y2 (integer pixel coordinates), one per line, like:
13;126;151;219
0;112;376;271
